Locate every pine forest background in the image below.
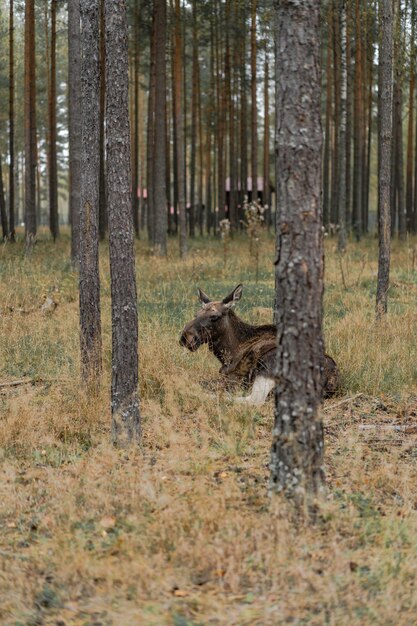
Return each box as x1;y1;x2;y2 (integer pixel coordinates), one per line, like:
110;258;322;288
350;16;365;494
0;0;415;241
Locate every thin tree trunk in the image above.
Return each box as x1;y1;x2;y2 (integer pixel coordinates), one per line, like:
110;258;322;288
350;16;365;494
153;0;167;255
0;156;8;240
146;8;156;242
352;0;363;240
105;0;140;445
189;0;198;238
49;0;59;241
323;7;333;228
395;0;406;241
9;0;15;241
250;0;257;201
406;32;414;232
24;0;37;252
331;0;341;226
345;0;353;230
174;0;187;256
240;2;248;216
79;0;102;386
99;0;107;240
69;0;81;267
132;0;140;237
338;0;347;252
376;0;393;319
263;55;270;214
271;0;325;501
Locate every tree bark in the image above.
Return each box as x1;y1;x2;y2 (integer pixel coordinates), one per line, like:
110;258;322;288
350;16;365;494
376;0;393;320
68;0;81;266
271;0;325;501
323;6;332;229
352;0;363;239
0;156;8;240
147;7;156;243
263;55;270;215
24;0;37;252
105;0;141;445
9;0;15;241
338;0;347;252
152;0;168;255
99;0;107;240
132;0;140;237
79;0;102;386
173;0;187;256
49;0;59;241
250;0;258;201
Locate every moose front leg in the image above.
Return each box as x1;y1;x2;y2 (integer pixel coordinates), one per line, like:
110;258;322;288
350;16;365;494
235;375;275;405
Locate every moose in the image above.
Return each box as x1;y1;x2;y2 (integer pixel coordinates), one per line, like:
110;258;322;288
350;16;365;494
180;284;340;404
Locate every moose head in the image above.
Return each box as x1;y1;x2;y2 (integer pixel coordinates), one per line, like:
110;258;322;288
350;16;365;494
179;284;243;352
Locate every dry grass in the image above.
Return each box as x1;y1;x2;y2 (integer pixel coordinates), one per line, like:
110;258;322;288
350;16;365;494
1;229;417;625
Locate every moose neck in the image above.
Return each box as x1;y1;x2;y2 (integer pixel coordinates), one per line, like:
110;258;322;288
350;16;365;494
209;309;261;365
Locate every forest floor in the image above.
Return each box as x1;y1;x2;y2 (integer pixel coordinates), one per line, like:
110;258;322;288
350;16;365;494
1;230;417;625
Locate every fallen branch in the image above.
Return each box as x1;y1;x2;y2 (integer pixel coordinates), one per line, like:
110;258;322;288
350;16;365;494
359;424;417;434
323;392;364;412
0;377;65;389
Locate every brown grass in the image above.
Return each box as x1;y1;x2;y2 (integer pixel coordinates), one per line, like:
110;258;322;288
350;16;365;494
1;230;417;625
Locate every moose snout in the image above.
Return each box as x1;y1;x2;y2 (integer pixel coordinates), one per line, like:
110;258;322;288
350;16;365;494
179;328;201;351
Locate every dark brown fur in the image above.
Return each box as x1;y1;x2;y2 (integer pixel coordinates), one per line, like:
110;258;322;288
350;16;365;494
180;285;340;399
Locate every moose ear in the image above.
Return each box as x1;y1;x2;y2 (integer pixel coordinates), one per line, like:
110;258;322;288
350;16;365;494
197;288;211;305
223;284;243;308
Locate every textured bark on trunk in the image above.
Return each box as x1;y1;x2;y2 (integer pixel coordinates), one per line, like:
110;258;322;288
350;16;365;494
352;0;363;239
239;3;248;214
147;7;156;243
0;156;8;240
9;0;15;241
405;46;414;232
263;56;270;217
105;0;141;445
24;0;37;252
49;0;59;241
338;0;347;252
376;0;393;320
331;0;341;226
394;0;406;241
79;0;102;386
99;0;107;240
323;5;332;228
132;0;140;237
250;0;257;201
345;0;352;230
153;0;167;255
271;0;325;500
190;0;198;238
69;0;81;266
174;0;187;256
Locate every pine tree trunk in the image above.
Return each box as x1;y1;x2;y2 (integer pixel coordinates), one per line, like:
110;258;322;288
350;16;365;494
345;0;353;230
9;0;15;241
68;0;81;266
331;0;341;226
189;0;198;238
79;0;102;386
105;0;141;445
394;0;406;241
239;3;248;216
338;0;347;252
174;0;187;256
153;0;167;255
49;0;59;241
24;0;37;252
352;0;363;240
99;0;107;240
263;56;270;217
271;0;325;501
376;0;393;319
132;0;140;237
0;156;8;240
250;0;257;201
147;8;156;243
406;47;414;232
323;9;332;228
